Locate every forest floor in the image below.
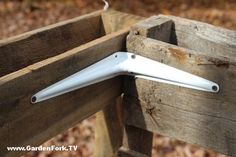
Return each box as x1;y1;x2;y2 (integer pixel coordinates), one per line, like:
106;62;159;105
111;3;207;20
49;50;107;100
0;0;235;157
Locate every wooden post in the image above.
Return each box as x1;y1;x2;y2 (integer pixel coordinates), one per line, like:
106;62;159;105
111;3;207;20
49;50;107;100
118;16;174;157
2;10;235;157
0;10;144;157
94;98;123;157
0;10;133;156
121;125;153;157
94;10;144;157
125;15;236;157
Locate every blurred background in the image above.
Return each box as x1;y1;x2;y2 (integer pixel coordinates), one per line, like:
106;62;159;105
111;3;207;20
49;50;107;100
0;0;235;157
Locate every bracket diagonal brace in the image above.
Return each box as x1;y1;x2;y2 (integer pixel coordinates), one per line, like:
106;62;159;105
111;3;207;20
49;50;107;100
31;52;219;103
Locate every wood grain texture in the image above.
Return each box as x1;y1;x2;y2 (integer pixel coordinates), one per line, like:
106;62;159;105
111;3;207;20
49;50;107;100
0;10;103;77
94;98;124;157
130;16;173;42
158;15;236;59
94;10;144;157
101;9;145;34
121;125;153;157
125;33;236;156
0;29;128;157
120;16;174;157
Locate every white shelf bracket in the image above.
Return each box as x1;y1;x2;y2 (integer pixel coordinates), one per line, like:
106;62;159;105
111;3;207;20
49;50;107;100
31;52;219;103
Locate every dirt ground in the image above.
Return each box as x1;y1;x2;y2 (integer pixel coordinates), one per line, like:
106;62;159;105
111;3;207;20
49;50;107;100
0;0;235;157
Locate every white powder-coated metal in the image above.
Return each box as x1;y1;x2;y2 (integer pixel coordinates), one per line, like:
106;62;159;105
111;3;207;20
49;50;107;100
31;52;219;103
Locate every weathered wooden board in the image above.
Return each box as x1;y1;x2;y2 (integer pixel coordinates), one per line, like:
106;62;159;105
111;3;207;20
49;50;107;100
94;98;124;157
0;10;143;77
0;9;145;157
2;10;235;157
0;28;129;157
101;9;145;34
125;24;236;157
101;11;153;157
94;10;145;157
130;16;173;42
0;10;104;77
121;125;153;157
159;15;236;59
120;16;174;157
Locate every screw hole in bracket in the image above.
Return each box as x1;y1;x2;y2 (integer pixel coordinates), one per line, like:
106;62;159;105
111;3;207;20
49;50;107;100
212;85;218;92
131;54;136;59
31;96;37;103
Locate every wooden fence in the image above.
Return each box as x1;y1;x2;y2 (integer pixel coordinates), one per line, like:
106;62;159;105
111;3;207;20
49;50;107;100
0;10;235;157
